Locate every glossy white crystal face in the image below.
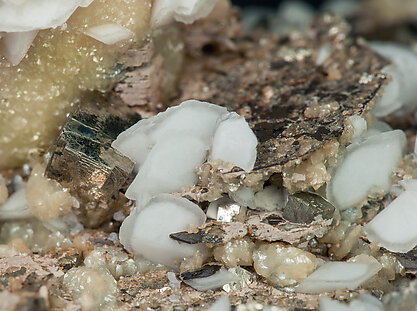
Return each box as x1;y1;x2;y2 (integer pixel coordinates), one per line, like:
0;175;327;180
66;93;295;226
119;194;206;268
210;115;258;172
327;130;406;210
319;294;384;311
370;42;417;117
365;188;417;253
83;23;134;45
0;0;94;32
151;0;220;28
296;262;381;294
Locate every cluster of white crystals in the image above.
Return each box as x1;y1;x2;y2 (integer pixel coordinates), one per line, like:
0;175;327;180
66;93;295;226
112;100;258;269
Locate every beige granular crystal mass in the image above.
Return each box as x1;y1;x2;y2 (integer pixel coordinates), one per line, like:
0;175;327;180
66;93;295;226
0;0;152;169
63;266;118;310
213;237;255;267
252;242;317;287
282;140;339;193
26;164;73;221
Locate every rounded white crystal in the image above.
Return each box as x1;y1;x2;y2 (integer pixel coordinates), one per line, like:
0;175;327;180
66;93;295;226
370;42;417;117
151;0;220;29
365;189;417;253
119;194;206;268
327;130;406;210
296;261;382;294
210;113;258;172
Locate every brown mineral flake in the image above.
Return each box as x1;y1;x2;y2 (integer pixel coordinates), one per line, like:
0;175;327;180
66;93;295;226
178;13;388;192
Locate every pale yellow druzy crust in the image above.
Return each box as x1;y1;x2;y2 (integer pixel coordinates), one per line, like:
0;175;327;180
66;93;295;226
0;0;153;169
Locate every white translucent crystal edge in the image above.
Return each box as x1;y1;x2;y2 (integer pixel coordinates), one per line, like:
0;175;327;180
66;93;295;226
83;24;134;45
326;129;406;210
0;30;38;66
207;295;231;311
151;0;220;29
183;268;238;291
0;187;32;220
209;113;258;172
364;189;417;253
319;294;384;311
295;262;382;294
119;193;206;268
0;0;94;32
370;42;417;117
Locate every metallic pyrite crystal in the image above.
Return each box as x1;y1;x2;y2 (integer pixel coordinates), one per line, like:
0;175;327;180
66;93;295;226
46;94;138;228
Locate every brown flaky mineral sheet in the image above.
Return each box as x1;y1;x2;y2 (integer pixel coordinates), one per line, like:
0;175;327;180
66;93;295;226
177;13;388;195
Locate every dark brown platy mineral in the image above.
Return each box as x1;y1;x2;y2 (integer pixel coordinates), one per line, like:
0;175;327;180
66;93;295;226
45;93;138;228
178;13;388;195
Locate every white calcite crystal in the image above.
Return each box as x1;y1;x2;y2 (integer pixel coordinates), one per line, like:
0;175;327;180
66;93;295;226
327;129;406;210
370;42;417;117
296;262;382;294
207;296;231;311
83;23;134;45
347;115;368;142
0;187;31;220
209;115;258;172
365;186;417;253
230;186;256;210
254;185;286;212
320;294;384;311
0;0;93;65
0;0;94;32
114;100;258;270
183;268;238;291
119;194;206;269
151;0;220;29
0;30;39;66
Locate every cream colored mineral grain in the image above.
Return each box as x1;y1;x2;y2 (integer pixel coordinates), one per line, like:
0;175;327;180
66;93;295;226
282;140;339;193
213;237;255;267
84;247;137;279
26;163;73;221
252;242;317;287
63;266;118;311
